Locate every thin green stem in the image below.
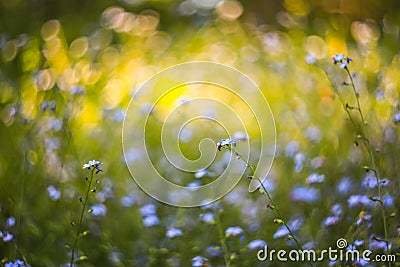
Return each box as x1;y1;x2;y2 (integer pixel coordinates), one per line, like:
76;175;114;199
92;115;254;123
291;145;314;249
232;149;313;267
70;169;94;266
232;150;301;247
345;67;389;258
214;209;231;267
323;69;358;132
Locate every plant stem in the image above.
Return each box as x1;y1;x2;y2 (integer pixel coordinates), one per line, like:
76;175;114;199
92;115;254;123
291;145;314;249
70;169;94;266
232;150;301;247
214;209;231;267
345;68;389;258
323;69;358;131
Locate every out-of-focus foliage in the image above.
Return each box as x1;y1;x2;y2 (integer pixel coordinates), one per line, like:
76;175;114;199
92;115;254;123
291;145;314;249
0;0;399;266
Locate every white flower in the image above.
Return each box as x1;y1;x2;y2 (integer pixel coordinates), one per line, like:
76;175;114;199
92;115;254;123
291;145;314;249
82;160;103;173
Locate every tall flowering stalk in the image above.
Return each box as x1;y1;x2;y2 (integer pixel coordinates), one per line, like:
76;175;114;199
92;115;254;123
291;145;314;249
69;160;103;266
329;55;390;258
216;139;312;267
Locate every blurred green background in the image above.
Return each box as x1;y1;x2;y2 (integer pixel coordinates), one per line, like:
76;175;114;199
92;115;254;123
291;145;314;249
0;0;399;266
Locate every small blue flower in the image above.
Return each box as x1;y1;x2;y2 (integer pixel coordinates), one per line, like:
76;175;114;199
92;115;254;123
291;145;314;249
332;54;352;69
200;212;215;224
285;141;299;158
332;54;345;63
369;238;391;251
191;256;208;267
166;228;183;239
331;203;343;217
306;173;325;184
47;185;61;201
361;173;378;189
337;177;353;195
225;226;243;237
273;217;303;239
306;54;316;64
348;195;374;208
143;215;160;227
206;245;222;257
323;216;339;227
91;203;107;216
216;138;237;151
3;231;14;242
354;240;364;247
382;195;394;207
194;169;207;179
120;194;135;207
247;239;266;250
291;186;320;203
6;217;16;228
139;204;156;217
4;259;25;267
355;212;371;226
393;112;400;124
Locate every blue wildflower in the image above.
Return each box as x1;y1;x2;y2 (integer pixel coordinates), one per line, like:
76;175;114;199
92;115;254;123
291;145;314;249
225;226;243;237
306;173;325;185
248;239;266;250
355;212;371;226
143;215;160;227
369;238;391;251
331;203;343;217
348;195;374;208
120;194;135;207
4;260;25;267
332;54;352;69
285;141;299;158
273;217;303;239
291;186;320;203
47;185;61;201
323;216;339;227
382;195;394;207
206;245;222;257
6;217;16;228
3;231;14;242
393;112;400;124
91;203;107;216
139;204;156;217
194;169;207;179
354;240;364;247
337;177;353;195
191;256;208;267
200;212;215;224
166;228;183;239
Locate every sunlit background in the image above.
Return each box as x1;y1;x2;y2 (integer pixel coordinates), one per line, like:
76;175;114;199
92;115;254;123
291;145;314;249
1;0;399;266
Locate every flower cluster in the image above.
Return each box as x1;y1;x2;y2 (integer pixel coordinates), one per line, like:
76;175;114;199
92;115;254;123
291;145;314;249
82;160;103;173
216;138;237;151
332;54;352;69
4;260;25;267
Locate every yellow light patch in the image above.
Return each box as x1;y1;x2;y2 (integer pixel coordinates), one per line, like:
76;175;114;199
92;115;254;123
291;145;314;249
326;35;347;57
